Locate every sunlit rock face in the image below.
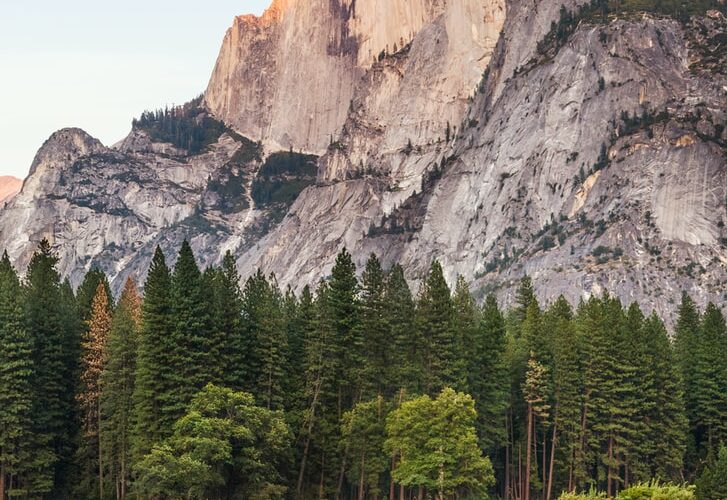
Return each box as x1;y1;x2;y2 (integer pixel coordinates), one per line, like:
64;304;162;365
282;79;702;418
0;1;724;324
0;176;22;204
204;0;504;155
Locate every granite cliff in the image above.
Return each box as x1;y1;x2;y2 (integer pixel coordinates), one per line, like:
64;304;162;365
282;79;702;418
0;0;724;323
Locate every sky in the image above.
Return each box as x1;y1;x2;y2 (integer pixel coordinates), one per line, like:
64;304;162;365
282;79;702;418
0;1;271;179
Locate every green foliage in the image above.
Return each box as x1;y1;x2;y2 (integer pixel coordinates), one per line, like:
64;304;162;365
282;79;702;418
417;260;456;394
251;151;318;209
341;397;390;498
136;384;291;500
385;388;495;497
132;97;230;154
696;446;727;500
23;239;79;497
0;252;33;498
100;278;141;500
132;246;174;462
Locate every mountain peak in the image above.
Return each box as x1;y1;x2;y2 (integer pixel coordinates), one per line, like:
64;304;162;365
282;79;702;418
29;128;104;176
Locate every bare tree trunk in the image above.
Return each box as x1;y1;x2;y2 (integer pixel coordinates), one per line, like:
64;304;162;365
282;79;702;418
547;421;557;500
518;443;523;500
297;380;322;496
98;401;104;500
417;486;423;500
400;484;405;500
505;413;511;500
525;404;533;500
1;460;6;500
607;436;614;498
542;430;546;500
358;453;365;500
389;457;396;500
319;452;326;500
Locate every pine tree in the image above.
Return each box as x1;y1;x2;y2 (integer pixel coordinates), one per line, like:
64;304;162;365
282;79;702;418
76;268;113;322
132;246;174;462
77;283;112;499
358;254;390;399
385;264;420;396
642;312;687;481
523;355;551;500
693;303;727;454
452;275;478;393
296;282;343;498
515;275;537;325
24;239;77;496
242;271;288;410
325;248;361;411
674;292;702;475
416;260;455;394
472;294;509;455
0;252;33;499
169;241;214;418
101;278;141;500
208;251;244;390
548;296;583;495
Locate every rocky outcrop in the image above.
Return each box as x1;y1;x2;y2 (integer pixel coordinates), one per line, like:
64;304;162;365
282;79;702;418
204;0;504;155
0;176;22;204
0;1;724;323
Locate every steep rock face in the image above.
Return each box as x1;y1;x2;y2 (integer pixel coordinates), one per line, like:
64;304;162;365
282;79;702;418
0;0;724;324
0;176;22;204
204;0;501;154
236;3;726;323
0;125;268;292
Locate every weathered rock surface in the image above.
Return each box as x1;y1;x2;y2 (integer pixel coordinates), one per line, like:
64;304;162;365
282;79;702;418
0;176;22;204
0;0;724;323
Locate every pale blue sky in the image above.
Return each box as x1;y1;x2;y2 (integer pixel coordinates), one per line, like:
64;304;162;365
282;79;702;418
0;1;270;178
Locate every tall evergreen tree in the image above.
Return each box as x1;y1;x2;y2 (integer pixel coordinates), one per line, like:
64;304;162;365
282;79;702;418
24;239;77;496
452;275;478;393
471;294;509;455
385;264;420;397
642;312;687;481
169;241;214;419
208;251;244;390
358;254;390;399
132;246;174;462
416;260;455;394
77;283;112;499
548;296;584;495
0;252;33;499
693;303;727;454
674;293;702;475
101;278;141;500
242;271;288;410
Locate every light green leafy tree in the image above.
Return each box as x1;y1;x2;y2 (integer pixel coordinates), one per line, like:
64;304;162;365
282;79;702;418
385;388;494;499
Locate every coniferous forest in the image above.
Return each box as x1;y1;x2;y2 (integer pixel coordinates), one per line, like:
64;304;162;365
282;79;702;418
0;240;725;500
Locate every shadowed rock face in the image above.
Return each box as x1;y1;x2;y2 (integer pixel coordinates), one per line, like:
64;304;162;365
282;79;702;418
0;1;724;324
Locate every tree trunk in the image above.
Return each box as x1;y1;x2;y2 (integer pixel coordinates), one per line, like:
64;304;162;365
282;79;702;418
525;403;533;500
389;457;396;500
358;453;365;500
417;486;424;500
505;415;511;500
298;379;322;495
400;484;405;500
607;436;614;498
318;452;326;500
547;421;557;500
98;401;104;500
518;443;523;500
1;460;6;500
541;430;546;500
